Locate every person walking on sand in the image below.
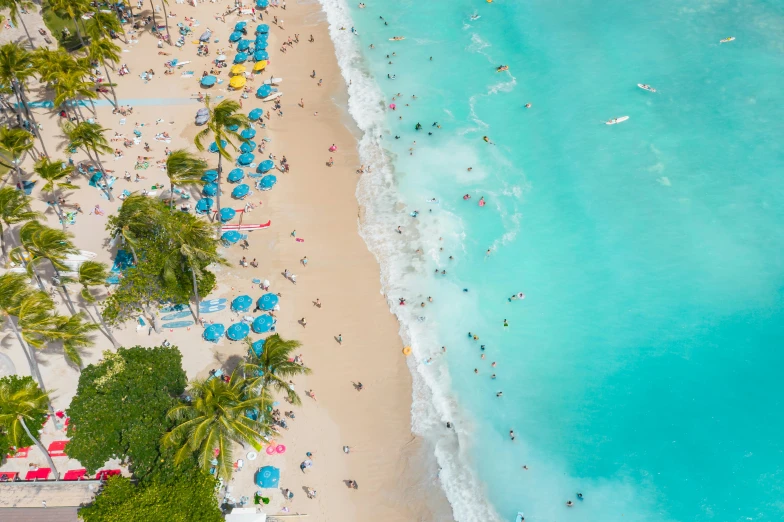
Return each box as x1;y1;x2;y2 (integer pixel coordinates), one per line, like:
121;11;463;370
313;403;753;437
301;317;307;328
314;298;321;308
337;334;343;345
301;256;308;267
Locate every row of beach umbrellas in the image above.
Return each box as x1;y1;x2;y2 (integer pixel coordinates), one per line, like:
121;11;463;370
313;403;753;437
202;314;276;342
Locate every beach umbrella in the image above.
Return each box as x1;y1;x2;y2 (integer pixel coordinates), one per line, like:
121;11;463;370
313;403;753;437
218;207;236;222
256;24;269;34
227;168;245;182
257;293;279;311
228;124;240;132
250;338;265;357
199;29;212;42
254;41;268;51
203;323;225;342
216;54;227;62
229;75;246;89
248;108;263;121
237;39;252;52
226;322;250;341
234;21;247;31
209;140;227;153
200;75;217;87
258;159;274;173
232;295;253;312
256;0;269;8
229;31;243;43
256;84;274;98
237;153;255;166
202;183;219;196
253;50;269;61
259;174;277;191
230;64;247;75
195;198;214;213
252;315;275;333
239;141;256;154
201;170;218;183
233;52;248;64
232;184;250;199
221;230;242;244
254;35;268;45
255;466;279;488
241;128;257;140
253;60;267;72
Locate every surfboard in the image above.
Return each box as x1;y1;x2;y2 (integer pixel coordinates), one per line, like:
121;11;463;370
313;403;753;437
263;78;283;85
637;83;656;93
720;37;735;43
605;116;629;125
160;304;187;313
162;320;195;329
262;92;283;102
200;298;227;314
160;310;192;321
222;220;272;230
389;36;405;41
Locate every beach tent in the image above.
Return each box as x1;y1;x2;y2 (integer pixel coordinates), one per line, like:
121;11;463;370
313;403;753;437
195;107;210;125
234;21;247;31
222;230;242;244
201;170;218;183
209;140;228;153
234;53;249;64
253;60;267;72
253;50;269;62
251;315;275;333
258;159;274;173
200;75;217;87
219;207;236;222
203;323;225;342
230;76;247;89
230;64;247;75
232;184;250;199
237;39;252;52
202;183;219;196
259;175;277;191
256;0;269;8
250;339;265;357
257;293;279;311
227;322;250;341
239;141;256;154
237;153;255;166
255;466;279;488
229;31;243;43
248;108;263;121
195;197;214;213
232;295;253;312
227;168;245;182
256;24;269;34
256;85;275;98
240;128;257;140
199;29;212;42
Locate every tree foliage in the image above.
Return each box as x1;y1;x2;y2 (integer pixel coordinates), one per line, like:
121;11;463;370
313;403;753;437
65;346;187;478
0;375;47;455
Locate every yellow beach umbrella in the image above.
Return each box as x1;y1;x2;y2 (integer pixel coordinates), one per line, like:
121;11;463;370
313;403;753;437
253;60;267;72
230;64;247;75
229;75;246;89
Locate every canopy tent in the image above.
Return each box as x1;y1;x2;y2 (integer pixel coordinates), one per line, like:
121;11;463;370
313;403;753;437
195;197;214;213
199;29;212;42
230;64;247;75
250;338;265;357
229;31;243;43
251;315;275;333
237;153;255;166
259;175;277;191
200;75;217;87
232;184;250;199
221;230;242;244
248;108;264;121
256;85;275;98
255;466;279;488
253;50;269;61
237;39;252;52
258;159;274;173
253;60;267;72
239;141;256;154
202;183;219;196
201;170;218;183
232;295;253;312
229;75;246;89
209;140;227;153
219;207;236;222
256;24;269;34
203;323;225;342
233;52;249;64
257;293;279;311
227;168;245;182
227;322;250;341
240;128;257;140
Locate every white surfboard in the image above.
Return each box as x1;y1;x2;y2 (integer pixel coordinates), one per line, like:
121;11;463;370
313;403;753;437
637;83;656;93
262;92;283;102
263;77;283;85
606;116;629;125
720;36;735;43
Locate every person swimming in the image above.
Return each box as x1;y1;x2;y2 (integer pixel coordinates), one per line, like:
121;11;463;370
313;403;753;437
415;122;422;130
525;103;532;109
496;65;509;72
463;194;471;200
479;197;485;207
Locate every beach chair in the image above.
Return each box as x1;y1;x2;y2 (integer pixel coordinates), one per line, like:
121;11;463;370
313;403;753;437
47;440;69;457
63;469;87;481
96;469;122;480
0;472;18;482
24;468;51;481
6;446;30;459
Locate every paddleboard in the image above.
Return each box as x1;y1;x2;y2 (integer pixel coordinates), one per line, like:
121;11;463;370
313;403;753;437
605;116;629;125
160;304;187;313
263;77;283;85
262;92;283;102
200;298;227;314
637;83;656;93
720;36;735;43
160;310;192;321
162;320;195;329
389;36;405;41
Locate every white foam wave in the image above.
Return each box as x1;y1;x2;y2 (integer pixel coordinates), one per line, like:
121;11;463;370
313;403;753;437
317;0;502;520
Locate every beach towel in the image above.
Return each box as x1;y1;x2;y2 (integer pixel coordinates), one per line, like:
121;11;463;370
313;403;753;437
60;212;77;226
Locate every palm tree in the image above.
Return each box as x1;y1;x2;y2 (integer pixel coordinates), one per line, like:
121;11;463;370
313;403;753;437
106;195;158;264
86;11;124;41
54;313;98;368
0;0;36;49
161;371;272;479
0;127;34;184
243;334;311;405
54;70;99;121
48;0;90;47
0;186;40;262
87;37;122;107
77;261;119;347
14;222;78;308
0;43;36;123
0;378;59;480
194;96;250;233
165;149;207;208
63;121;114;201
34;158;79;231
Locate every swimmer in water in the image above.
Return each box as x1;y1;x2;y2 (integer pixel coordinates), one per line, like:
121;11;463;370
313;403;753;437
479;196;485;207
486;248;492;256
483;136;494;145
525;103;532;108
509;430;515;441
496;65;509;72
463;194;471;200
566;501;574;507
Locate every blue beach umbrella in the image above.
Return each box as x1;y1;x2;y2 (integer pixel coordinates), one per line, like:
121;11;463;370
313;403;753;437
240;128;257;140
256;0;269;8
226;123;240;131
202;183;219;196
200;75;217;87
252;314;275;333
256;85;274;98
254;41;268;51
203;323;225;342
259;174;277;190
227;168;245;182
219;207;236;222
201;169;218;183
255;466;279;488
226;322;250;341
232;184;250;199
221;230;242;244
253;50;269;61
240;141;256;154
234;52;248;64
258;159;274;173
209;140;227;153
249;108;263;121
237;39;251;52
229;31;243;42
251;338;265;357
234;21;247;31
237;153;255;166
256;24;269;34
254;34;268;44
257;293;279;311
195;197;214;213
232;295;253;312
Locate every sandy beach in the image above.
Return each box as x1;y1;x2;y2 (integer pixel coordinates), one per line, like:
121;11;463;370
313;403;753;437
0;0;448;519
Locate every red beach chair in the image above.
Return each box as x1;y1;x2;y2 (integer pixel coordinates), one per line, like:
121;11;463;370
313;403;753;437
24;468;51;481
63;468;87;481
95;469;121;480
6;447;30;459
0;472;18;481
47;440;69;457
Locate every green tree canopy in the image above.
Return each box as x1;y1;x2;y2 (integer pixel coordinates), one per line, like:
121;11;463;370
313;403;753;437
0;375;47;455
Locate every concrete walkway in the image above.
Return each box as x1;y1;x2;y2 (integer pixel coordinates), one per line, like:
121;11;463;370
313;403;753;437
0;481;99;508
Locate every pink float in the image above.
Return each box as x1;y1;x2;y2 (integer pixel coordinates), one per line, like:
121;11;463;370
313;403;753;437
389;103;396;110
265;445;277;455
275;445;286;454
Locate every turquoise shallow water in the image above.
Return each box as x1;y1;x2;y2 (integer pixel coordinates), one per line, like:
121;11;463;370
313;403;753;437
322;0;784;520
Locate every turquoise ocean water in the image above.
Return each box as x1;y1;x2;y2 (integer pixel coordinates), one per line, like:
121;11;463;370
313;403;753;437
319;0;784;520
